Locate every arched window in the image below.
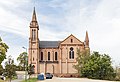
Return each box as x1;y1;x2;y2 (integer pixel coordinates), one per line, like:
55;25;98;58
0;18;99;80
71;39;73;43
32;65;35;73
32;29;36;40
33;57;34;61
55;52;57;60
40;52;43;60
34;29;36;40
32;29;33;39
69;47;74;59
48;52;50;60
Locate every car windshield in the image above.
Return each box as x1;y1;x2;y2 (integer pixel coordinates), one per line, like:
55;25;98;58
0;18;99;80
46;73;50;75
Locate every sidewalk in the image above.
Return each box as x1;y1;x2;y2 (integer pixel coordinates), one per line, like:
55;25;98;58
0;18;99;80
11;79;23;82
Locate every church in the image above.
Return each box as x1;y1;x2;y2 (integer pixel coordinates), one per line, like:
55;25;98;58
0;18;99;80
28;8;90;76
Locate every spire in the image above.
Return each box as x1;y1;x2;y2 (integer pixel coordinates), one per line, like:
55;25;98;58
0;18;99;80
32;7;37;22
85;31;89;47
30;7;39;29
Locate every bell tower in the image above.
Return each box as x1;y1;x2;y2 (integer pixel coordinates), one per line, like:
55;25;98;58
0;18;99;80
29;7;39;74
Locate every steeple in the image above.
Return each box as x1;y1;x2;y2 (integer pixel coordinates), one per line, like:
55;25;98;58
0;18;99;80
32;7;37;22
84;31;89;48
30;7;39;29
29;7;39;74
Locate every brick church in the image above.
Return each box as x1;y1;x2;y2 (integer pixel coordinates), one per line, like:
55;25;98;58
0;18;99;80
28;8;90;75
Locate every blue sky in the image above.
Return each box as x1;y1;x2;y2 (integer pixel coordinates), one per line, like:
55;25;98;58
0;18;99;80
0;0;120;66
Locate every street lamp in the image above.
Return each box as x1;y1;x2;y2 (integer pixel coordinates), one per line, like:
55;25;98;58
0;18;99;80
22;47;27;82
22;47;27;52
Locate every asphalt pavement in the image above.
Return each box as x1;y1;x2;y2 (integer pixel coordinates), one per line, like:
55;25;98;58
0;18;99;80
37;77;116;82
11;79;23;82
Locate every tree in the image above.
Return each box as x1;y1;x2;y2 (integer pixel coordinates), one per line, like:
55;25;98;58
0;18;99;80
114;65;120;81
27;64;35;77
17;52;27;71
75;50;116;80
0;37;9;64
0;37;9;76
74;49;90;75
15;65;24;71
4;55;16;82
81;52;116;80
0;64;3;75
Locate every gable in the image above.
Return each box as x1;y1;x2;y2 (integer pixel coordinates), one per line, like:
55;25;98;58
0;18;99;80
60;34;83;45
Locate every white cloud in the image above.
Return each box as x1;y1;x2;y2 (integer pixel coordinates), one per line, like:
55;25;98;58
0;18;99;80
0;0;30;37
50;0;120;65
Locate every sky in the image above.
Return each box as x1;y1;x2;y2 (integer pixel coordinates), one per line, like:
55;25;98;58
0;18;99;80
0;0;120;66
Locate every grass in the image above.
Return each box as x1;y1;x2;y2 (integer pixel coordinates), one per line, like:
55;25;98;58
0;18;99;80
21;78;37;82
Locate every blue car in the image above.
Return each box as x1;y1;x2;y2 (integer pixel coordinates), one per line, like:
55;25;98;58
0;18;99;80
38;74;44;80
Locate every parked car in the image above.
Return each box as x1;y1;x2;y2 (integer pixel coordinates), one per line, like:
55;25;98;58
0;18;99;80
0;75;6;80
38;73;44;80
45;73;53;79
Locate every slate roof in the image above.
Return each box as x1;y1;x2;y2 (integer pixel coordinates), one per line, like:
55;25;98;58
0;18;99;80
39;41;61;48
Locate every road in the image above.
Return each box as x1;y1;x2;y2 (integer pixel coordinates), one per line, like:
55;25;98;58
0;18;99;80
37;77;116;82
11;79;23;82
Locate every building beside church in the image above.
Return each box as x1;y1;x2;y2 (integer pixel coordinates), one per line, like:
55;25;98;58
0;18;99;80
28;8;90;75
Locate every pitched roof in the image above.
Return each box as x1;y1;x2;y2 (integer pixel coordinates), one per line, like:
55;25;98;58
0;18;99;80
39;41;61;48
